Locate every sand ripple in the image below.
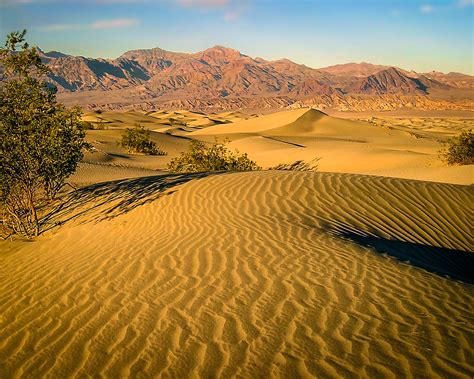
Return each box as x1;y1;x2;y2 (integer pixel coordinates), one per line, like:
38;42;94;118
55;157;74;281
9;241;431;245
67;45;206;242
0;172;473;378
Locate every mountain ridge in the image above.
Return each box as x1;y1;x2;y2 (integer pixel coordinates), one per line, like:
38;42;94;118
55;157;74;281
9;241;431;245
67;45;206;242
36;45;473;111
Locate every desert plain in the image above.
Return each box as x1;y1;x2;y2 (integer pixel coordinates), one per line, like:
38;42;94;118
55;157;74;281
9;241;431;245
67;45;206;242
0;108;473;377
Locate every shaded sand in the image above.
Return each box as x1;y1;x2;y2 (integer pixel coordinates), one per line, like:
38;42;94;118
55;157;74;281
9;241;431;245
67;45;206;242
1;171;473;377
70;162;160;187
190;108;474;184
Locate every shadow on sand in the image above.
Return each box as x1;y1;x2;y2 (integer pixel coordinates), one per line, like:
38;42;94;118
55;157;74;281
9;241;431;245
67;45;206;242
339;231;474;285
40;172;224;233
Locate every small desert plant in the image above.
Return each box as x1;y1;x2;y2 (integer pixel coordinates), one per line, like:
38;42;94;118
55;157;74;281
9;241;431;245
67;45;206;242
169;117;187;127
440;130;473;165
270;157;320;171
94;120;107;130
119;124;166;156
81;121;94;130
168;139;260;173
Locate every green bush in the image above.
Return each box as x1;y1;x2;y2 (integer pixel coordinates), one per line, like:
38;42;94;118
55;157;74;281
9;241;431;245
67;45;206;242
119;124;166;156
169;117;187;127
168;139;260;173
440;130;473;165
81;121;94;130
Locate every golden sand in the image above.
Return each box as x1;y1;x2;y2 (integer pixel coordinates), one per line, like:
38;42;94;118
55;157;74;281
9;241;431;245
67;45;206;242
1;171;472;377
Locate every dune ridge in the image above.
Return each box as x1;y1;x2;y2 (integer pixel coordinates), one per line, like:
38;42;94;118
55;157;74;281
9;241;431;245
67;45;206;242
190;108;473;184
0;172;473;378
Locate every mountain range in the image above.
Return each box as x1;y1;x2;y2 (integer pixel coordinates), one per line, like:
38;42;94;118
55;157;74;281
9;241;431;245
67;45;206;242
38;46;474;112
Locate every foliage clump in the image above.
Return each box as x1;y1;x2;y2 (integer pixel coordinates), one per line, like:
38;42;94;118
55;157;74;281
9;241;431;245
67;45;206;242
440;130;473;165
0;30;89;238
81;121;94;130
169;117;187;127
168;139;260;173
119;124;166;156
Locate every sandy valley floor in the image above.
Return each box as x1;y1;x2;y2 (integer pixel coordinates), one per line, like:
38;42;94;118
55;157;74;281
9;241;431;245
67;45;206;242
0;108;473;378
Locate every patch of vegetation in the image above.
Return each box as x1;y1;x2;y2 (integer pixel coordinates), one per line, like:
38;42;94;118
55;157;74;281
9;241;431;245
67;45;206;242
168;117;188;127
81;121;94;130
439;130;473;165
94;120;108;130
270;158;320;171
168;139;260;173
119;124;166;156
0;30;90;238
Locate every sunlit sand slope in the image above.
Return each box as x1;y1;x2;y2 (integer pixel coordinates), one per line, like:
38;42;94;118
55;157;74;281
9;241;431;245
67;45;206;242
189;108;474;184
0;172;473;378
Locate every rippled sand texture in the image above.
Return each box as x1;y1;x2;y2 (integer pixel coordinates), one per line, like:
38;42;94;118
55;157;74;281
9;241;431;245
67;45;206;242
1;172;473;378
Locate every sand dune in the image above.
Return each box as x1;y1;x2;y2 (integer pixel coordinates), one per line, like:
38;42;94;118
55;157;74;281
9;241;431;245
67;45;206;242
83;109;248;132
190;108;473;184
84;129;191;171
1;171;472;377
190;108;309;135
79;108;473;185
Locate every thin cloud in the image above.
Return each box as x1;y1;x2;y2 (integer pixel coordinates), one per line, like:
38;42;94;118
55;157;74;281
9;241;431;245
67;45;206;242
420;0;473;14
223;10;239;21
2;0;248;19
38;18;139;31
92;18;138;28
420;4;435;13
176;0;247;20
390;9;401;17
177;0;228;7
1;0;230;5
457;0;474;7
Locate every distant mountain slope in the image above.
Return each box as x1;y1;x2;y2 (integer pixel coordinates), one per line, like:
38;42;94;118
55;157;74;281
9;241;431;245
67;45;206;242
347;67;451;95
36;45;473;111
423;71;474;88
318;62;391;77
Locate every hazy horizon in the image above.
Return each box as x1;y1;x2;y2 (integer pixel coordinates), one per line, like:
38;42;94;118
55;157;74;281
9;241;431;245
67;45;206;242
1;0;473;75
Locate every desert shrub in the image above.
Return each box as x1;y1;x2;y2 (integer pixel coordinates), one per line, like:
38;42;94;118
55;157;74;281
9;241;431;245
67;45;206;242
168;139;260;173
440;130;473;165
119;124;166;155
169;117;187;126
270;157;320;171
94;120;107;130
0;30;89;238
81;121;94;130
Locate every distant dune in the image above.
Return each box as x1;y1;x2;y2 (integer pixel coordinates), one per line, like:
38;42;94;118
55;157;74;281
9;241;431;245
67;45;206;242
1;171;472;377
191;108;473;184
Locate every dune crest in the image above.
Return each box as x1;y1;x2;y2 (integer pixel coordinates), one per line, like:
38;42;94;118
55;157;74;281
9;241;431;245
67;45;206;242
189;108;474;184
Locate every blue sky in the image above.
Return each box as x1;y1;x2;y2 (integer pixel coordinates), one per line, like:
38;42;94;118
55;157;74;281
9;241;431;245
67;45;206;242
1;0;473;74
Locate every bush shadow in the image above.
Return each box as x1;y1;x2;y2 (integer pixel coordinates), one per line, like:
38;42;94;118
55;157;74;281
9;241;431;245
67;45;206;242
339;231;474;285
40;172;224;233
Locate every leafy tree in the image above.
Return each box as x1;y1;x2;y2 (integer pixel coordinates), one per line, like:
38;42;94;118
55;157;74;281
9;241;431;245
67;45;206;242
119;124;166;155
440;130;473;165
168;139;260;173
0;30;89;237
